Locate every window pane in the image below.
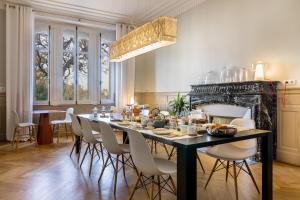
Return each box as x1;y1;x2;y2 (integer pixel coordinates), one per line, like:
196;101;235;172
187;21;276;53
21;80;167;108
77;32;89;101
35;32;49;51
34;30;49;102
34;51;49;101
100;42;112;100
63;31;75;51
78;53;88;100
63;30;75;101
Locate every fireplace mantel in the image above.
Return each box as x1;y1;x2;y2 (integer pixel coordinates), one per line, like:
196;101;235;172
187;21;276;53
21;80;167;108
189;81;280;159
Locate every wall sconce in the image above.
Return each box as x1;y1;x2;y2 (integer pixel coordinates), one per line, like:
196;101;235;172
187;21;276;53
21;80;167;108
254;62;265;81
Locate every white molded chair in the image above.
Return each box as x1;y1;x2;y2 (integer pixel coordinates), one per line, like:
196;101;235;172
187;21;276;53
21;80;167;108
79;117;104;176
51;108;74;143
69;114;84;163
127;130;177;200
11;111;38;149
204;118;259;200
97;121;137;196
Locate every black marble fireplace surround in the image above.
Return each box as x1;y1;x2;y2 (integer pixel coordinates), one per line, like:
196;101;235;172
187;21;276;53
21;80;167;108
189;81;280;159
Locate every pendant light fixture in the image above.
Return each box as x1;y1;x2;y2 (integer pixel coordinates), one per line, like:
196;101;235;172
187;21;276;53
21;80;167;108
110;16;177;62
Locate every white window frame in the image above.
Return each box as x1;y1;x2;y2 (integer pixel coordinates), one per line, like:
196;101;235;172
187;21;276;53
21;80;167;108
34;22;115;106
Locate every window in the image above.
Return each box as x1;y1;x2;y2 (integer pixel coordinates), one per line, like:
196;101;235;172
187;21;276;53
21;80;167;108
77;31;89;101
33;23;115;105
62;29;76;102
100;38;115;104
34;27;50;104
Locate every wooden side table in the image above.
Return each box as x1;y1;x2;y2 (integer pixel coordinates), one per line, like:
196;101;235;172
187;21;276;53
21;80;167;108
33;110;65;145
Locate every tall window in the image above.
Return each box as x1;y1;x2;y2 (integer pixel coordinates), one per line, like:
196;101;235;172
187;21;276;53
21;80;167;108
34;27;50;104
33;23;115;105
100;38;115;104
62;29;76;102
77;31;89;101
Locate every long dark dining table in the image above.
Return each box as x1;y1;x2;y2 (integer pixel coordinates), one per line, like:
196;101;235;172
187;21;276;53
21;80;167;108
77;114;273;200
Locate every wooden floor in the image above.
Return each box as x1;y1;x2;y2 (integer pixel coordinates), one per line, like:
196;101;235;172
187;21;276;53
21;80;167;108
1;138;300;200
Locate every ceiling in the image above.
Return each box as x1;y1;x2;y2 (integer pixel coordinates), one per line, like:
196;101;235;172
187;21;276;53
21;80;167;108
4;0;206;25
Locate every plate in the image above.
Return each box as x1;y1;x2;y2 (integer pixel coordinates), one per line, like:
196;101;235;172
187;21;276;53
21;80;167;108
153;128;173;135
117;121;130;126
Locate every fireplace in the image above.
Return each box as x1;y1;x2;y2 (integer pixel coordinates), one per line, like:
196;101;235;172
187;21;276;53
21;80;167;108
189;81;279;159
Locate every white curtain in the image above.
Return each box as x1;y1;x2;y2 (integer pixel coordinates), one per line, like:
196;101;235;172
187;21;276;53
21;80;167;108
6;5;34;141
115;24;136;109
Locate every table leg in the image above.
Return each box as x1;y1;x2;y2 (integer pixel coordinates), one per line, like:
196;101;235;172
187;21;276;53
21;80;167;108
123;131;129;144
75;135;81;154
177;146;197;200
37;113;53;145
262;133;273;200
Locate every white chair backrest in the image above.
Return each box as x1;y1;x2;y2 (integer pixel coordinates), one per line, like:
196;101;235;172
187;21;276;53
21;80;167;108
12;110;20;125
65;108;74;121
127;130;160;175
79;117;97;143
230;118;256;149
98;121;123;154
70;114;82;137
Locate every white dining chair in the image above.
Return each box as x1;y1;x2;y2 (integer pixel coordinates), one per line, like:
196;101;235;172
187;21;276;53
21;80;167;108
69;114;84;163
51;108;74;143
204;118;259;200
127;130;177;200
79;117;104;176
97;121;137;196
11;111;38;149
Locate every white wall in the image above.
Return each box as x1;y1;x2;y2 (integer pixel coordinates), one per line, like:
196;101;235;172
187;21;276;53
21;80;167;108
0;9;5;87
135;0;300;92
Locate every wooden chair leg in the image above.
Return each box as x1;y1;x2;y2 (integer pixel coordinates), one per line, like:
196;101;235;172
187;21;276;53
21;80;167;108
233;161;239;200
114;155;119;196
80;143;90;167
197;154;205;173
11;127;17;147
77;138;82;163
162;143;170;157
89;144;95;176
205;159;219;189
168;147;175;160
157;175;162;200
169;175;177;194
33;126;38;147
129;172;142;200
226;161;230;182
121;154;126;180
70;142;76;157
28;126;32;143
98;156;110;182
244;160;260;193
99;143;104;165
64;124;68;139
150;176;155;200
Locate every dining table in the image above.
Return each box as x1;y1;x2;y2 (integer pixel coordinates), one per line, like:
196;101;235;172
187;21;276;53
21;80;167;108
33;110;66;145
77;114;273;200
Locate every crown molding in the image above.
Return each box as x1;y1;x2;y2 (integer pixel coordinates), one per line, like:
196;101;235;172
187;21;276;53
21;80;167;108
3;0;207;25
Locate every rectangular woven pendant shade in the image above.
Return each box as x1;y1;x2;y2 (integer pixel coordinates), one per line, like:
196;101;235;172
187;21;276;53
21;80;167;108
110;16;177;62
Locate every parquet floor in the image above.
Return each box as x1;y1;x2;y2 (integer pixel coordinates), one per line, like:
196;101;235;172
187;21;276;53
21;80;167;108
0;138;300;200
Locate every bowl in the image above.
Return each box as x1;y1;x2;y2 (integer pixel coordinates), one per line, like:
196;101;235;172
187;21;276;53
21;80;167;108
206;126;237;137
